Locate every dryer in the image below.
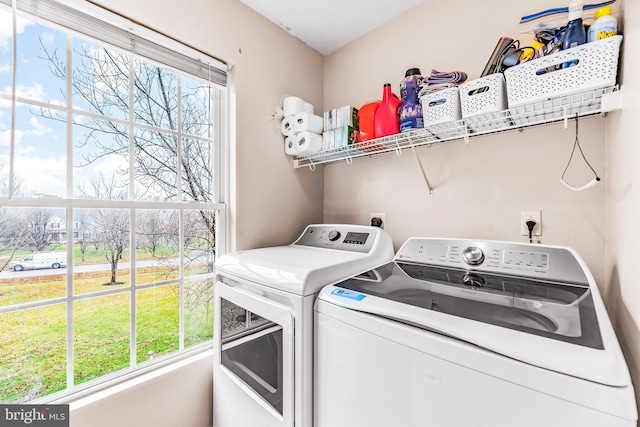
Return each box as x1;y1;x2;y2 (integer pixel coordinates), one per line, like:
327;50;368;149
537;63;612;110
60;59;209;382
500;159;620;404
314;238;637;427
213;224;394;427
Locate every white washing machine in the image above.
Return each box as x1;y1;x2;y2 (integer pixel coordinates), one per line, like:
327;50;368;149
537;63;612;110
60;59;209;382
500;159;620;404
213;224;394;427
314;238;637;427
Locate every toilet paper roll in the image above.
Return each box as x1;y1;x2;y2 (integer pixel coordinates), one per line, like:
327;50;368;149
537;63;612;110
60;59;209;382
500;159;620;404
283;96;305;116
293;112;324;134
284;135;297;156
296;131;323;156
280;115;296;136
303;102;314;115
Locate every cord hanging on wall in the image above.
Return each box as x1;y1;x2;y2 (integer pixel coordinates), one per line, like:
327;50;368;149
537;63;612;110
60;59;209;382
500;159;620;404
560;114;601;192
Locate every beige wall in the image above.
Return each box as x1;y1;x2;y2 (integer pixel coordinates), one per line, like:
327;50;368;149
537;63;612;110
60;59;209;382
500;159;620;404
323;0;607;284
607;0;640;407
92;0;325;252
323;0;638;418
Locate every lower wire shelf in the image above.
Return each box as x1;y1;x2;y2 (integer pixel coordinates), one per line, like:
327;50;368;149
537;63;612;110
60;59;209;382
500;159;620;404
292;86;619;170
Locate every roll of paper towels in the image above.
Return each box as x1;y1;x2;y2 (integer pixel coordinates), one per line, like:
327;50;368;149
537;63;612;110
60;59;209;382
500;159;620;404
293;112;324;134
284;135;297;156
303;102;314;114
296;131;323;156
281;115;295;136
283;96;305;116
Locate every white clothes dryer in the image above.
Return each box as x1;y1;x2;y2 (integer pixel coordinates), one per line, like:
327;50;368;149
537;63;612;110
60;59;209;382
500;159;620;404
213;224;394;427
314;238;637;427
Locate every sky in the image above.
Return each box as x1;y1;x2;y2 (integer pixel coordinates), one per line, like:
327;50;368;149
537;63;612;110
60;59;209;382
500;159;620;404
0;9;126;198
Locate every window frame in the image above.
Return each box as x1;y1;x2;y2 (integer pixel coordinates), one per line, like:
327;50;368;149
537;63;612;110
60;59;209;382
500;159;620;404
0;0;229;403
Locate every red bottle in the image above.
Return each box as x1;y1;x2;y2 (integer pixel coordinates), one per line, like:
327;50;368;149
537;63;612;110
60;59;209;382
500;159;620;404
374;83;401;138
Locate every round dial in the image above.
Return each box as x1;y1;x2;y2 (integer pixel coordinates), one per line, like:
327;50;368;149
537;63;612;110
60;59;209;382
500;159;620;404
328;230;341;241
462;246;485;265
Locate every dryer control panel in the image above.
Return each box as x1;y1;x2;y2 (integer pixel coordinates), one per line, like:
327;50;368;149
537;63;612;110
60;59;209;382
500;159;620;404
293;224;383;253
395;238;589;285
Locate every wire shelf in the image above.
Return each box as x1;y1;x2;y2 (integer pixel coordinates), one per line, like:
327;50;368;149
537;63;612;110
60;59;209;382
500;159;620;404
292;86;618;169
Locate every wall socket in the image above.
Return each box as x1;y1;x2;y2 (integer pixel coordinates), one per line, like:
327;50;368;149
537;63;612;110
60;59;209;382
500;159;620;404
370;212;386;229
521;210;542;236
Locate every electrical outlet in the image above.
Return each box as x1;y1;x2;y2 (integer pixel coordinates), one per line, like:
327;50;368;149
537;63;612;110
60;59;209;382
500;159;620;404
370;212;386;229
521;210;542;236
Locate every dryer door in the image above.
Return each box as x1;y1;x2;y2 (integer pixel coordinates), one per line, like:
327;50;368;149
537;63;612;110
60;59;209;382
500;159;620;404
215;281;294;426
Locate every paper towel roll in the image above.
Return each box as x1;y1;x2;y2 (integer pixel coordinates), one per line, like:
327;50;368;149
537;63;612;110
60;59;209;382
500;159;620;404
293;112;324;134
283;96;305;116
284;135;297;156
296;131;323;156
280;115;296;136
303;102;314;114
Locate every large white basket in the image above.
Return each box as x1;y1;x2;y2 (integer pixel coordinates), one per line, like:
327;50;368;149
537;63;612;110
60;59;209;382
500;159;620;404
420;87;464;138
459;73;510;132
504;35;622;109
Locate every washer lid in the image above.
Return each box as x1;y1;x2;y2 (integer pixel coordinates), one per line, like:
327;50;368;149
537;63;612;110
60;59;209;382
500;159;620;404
322;261;631;387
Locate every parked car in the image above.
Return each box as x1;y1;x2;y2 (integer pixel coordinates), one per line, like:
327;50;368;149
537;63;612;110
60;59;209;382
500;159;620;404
9;252;67;272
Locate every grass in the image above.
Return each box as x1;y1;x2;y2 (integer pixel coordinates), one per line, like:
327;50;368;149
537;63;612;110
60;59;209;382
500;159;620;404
0;261;213;403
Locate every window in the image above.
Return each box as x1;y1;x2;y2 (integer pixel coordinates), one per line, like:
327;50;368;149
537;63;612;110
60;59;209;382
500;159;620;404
0;0;228;402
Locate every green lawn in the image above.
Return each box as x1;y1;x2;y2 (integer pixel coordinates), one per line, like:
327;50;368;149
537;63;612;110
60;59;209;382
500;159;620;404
0;264;213;403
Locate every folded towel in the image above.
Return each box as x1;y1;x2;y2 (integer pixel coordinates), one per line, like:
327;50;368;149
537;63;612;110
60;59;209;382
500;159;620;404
426;69;468;85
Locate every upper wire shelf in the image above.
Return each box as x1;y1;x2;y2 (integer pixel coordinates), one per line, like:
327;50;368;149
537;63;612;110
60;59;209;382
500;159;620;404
293;86;619;170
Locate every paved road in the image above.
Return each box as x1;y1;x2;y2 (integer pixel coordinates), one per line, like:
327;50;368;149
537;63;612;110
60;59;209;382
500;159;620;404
0;259;175;280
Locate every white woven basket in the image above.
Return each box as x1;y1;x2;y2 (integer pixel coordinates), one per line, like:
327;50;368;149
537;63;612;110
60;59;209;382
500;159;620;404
459;73;509;132
420;87;464;138
504;35;622;108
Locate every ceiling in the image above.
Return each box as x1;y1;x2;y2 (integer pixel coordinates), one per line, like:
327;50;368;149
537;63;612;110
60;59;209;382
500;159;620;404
239;0;428;56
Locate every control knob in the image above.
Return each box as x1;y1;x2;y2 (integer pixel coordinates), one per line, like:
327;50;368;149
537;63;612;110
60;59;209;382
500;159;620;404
462;246;485;265
328;230;341;242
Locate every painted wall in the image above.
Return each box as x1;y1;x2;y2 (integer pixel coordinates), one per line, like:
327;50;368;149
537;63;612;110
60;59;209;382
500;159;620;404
91;0;325;252
606;0;640;407
323;0;608;285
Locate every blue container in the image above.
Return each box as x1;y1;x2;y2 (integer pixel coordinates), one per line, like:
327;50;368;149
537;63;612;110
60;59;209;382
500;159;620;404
399;68;425;132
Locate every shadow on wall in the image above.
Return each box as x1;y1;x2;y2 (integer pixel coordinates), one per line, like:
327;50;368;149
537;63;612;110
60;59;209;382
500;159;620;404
607;266;640;410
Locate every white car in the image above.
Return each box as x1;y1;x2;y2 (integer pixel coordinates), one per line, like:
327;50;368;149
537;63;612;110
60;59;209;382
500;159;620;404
9;252;67;272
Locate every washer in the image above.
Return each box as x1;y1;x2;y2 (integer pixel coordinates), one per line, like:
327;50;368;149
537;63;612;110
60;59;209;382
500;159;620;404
314;238;637;427
213;224;394;427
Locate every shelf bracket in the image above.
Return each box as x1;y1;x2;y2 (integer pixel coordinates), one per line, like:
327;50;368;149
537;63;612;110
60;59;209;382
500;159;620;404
563;106;569;130
410;143;433;195
307;159;316;171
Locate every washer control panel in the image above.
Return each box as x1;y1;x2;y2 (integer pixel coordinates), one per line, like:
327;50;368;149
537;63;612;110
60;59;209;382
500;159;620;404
293;224;381;253
395;238;588;285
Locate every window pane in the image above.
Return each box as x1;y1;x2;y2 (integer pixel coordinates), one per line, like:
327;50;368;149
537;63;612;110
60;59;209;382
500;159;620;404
0;207;66;307
73;115;129;199
134;128;177;201
0;303;66;403
135;209;179;283
73;208;130;295
182;137;213;202
15;19;66;106
181;76;212;138
134;61;176;131
185;278;213;347
72;38;129;120
136;284;179;363
0;8;12;97
14;103;66;197
74;293;130;385
184;209;216;277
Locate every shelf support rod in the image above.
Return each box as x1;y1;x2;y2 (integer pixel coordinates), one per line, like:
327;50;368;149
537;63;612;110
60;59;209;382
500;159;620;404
563;106;569;129
410;143;433;195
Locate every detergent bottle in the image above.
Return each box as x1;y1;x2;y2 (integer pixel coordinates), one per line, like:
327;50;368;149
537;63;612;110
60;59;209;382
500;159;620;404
374;84;401;138
587;6;617;42
399;68;425;132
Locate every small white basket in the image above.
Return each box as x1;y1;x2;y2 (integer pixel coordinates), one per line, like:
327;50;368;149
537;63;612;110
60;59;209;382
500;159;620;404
459;73;510;132
420;87;464;138
504;35;622;110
